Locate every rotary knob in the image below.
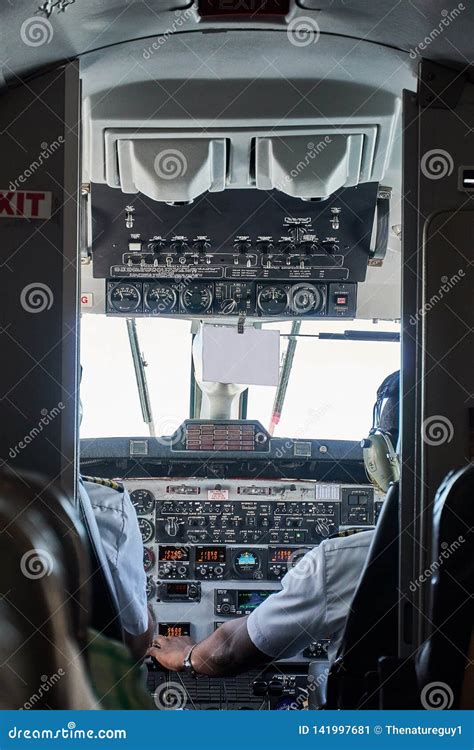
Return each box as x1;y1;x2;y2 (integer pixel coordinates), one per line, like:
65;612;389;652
193;239;211;253
148;239;166;253
170;239;188;253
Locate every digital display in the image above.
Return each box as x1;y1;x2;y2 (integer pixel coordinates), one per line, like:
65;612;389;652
158;546;190;562
236;551;257;566
166;582;189;596
269;548;293;563
196;546;226;564
158;623;191;637
237;590;273;612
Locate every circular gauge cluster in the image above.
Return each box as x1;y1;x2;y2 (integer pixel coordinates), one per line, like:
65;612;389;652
108;283;141;313
130;489;155;515
180;283;213;314
138;518;155;544
144;283;177;314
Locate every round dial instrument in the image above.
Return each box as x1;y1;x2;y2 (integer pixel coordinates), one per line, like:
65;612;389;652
138;518;155;544
180;283;213;314
108;283;141;313
233;549;262;579
144;283;177;313
290;284;326;315
146;576;156;601
257;285;289;315
143;547;156;572
130;489;155;515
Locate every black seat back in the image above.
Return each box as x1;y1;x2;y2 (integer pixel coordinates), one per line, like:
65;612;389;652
416;464;474;709
326;482;400;708
0;471;96;708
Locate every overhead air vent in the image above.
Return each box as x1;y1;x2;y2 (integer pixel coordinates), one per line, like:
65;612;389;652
116;138;226;202
255;134;364;199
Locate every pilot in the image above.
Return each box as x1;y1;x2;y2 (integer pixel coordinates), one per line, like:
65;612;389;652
147;371;400;679
80;475;155;663
78;388;155;662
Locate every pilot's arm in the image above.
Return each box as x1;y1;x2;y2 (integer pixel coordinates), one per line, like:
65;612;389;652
148;532;373;676
84;478;155;662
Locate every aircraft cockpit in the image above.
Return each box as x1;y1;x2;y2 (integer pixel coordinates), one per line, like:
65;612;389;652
0;0;472;720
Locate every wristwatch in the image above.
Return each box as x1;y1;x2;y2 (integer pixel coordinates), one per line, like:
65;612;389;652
183;644;198;678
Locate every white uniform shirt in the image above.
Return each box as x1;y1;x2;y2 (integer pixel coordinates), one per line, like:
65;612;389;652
83;480;149;637
247;530;374;663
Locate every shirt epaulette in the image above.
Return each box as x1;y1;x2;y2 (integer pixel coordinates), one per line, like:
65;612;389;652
335;527;370;538
82;476;124;493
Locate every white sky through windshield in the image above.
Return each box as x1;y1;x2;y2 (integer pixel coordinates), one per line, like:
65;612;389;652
80;316;400;441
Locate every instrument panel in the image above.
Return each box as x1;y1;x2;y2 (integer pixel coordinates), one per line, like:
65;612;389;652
110;475;385;709
106;279;356;318
122;476;381;709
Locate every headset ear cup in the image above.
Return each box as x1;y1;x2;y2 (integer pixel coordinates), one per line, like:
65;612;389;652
361;431;400;493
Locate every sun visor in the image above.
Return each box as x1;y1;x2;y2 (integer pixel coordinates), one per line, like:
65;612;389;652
255;134;363;199
116;138;226;202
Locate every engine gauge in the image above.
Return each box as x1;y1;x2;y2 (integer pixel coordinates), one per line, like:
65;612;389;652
130;489;155;515
180;283;213;314
108;283;141;313
257;285;289;315
289;284;326;315
146;576;156;601
143;547;156;572
144;283;177;314
139;518;155;544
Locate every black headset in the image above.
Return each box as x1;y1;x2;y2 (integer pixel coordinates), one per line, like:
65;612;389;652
361;371;400;493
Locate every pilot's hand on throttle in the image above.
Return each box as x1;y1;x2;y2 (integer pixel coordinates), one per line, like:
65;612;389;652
147;635;196;672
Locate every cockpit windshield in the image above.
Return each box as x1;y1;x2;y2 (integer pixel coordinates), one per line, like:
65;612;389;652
80;316;400;441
